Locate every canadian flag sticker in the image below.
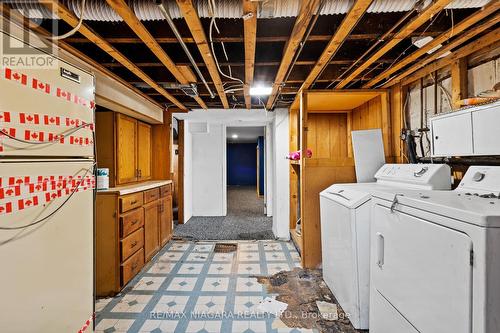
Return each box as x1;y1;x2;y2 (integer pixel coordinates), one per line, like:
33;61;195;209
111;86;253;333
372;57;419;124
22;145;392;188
56;88;72;101
0;111;11;123
0;202;13;215
19;113;40;125
5;68;27;85
24;130;45;142
32;78;51;94
18;196;39;211
0;185;21;199
43;115;61;126
8;176;30;186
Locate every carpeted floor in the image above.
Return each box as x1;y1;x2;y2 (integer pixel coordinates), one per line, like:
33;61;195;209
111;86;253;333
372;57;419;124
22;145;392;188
174;186;275;240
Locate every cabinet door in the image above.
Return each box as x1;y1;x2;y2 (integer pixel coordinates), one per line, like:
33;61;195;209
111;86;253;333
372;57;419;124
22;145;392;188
159;196;173;247
144;201;160;262
116;114;138;184
137;122;152;181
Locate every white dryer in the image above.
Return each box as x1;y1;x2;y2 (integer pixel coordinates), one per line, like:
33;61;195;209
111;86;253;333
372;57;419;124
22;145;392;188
370;166;500;333
319;163;452;329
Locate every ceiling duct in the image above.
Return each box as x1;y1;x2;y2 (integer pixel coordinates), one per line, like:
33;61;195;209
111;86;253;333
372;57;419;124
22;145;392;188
6;0;492;21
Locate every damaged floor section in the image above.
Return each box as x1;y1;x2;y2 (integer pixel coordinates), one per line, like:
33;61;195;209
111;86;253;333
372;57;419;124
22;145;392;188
95;240;359;333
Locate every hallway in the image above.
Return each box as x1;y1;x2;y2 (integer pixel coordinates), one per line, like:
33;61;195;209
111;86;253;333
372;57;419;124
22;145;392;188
174;186;274;240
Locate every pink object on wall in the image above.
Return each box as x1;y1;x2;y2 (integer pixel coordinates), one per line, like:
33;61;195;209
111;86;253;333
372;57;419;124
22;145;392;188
287;149;313;160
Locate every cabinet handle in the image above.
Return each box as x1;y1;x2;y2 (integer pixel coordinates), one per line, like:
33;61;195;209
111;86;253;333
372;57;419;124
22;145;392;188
131;263;137;270
131;219;138;225
130;200;138;205
138;169;142;177
131;241;138;248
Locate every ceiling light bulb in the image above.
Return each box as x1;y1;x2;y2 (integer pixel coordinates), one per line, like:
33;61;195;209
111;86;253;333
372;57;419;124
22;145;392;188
250;86;272;96
232;134;238;139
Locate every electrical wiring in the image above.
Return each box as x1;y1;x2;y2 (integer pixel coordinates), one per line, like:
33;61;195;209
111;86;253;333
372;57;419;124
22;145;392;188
46;0;86;40
207;0;244;90
428;73;453;110
0;163;96;231
0;122;93;145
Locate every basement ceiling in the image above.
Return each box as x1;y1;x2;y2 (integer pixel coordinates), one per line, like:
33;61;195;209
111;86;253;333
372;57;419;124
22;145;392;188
6;0;496;110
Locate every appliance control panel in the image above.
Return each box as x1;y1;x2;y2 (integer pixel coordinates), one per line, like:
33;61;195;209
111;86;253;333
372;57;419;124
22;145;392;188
374;164;452;190
458;166;500;194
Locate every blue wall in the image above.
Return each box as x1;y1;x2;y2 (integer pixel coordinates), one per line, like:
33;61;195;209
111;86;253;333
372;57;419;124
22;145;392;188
227;143;257;186
257;136;265;196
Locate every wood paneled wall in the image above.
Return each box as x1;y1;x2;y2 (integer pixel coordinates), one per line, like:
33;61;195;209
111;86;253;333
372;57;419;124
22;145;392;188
152;110;172;180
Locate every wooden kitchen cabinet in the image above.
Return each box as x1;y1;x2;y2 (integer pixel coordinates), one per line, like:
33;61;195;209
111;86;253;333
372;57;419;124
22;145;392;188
96;182;173;296
159;191;173;246
144;200;160;262
116;114;138;184
137;122;152;181
96;111;152;187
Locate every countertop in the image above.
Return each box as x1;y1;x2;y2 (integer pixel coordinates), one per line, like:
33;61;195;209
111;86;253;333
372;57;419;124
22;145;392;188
97;180;172;195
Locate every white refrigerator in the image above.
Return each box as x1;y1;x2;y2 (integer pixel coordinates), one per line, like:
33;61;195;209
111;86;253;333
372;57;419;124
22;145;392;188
0;31;95;332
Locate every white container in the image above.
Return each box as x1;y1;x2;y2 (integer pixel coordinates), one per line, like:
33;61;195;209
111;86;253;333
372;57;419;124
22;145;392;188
97;168;109;190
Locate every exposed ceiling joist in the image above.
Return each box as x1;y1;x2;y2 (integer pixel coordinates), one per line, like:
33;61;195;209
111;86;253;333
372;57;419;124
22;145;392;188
243;0;257;109
0;3;162;110
64;32;445;45
335;0;453;89
105;0;207;109
364;1;500;88
400;27;500;87
298;0;374;92
175;0;230;108
265;0;322;110
102;59;396;68
38;0;187;110
385;18;500;87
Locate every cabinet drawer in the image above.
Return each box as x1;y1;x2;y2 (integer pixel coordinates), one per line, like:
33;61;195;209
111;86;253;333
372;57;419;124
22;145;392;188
121;248;144;286
119;192;143;213
121;228;144;262
144;188;159;203
159;184;172;197
120;208;144;238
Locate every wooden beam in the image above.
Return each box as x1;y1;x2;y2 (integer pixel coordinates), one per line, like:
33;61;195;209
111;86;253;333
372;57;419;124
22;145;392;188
0;3;163;109
386;17;500;87
265;0;322;110
102;59;396;68
400;28;500;87
336;0;453;89
175;0;229;109
364;1;500;88
299;0;374;92
64;32;445;44
39;0;187;111
451;57;468;109
243;0;257;109
106;0;207;109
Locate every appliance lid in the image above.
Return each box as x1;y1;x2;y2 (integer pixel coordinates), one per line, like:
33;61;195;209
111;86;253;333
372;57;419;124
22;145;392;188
456;166;500;195
372;188;500;228
320;184;371;209
374;163;451;190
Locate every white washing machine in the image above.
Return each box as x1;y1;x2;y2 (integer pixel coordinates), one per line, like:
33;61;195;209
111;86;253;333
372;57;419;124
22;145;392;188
370;166;500;333
319;163;452;329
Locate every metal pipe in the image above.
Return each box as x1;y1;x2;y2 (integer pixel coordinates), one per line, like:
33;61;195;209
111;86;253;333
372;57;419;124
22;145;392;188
156;0;215;99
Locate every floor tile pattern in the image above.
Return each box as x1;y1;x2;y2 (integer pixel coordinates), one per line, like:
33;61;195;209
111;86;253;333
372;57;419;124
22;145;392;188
95;240;317;333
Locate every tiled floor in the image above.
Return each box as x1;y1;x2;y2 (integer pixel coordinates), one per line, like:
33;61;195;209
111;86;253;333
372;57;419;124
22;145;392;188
95;240;318;333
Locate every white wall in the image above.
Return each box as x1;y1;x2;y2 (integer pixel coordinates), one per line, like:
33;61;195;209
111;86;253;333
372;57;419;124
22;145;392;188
183;121;193;223
272;108;290;239
265;123;274;217
191;123;227;216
